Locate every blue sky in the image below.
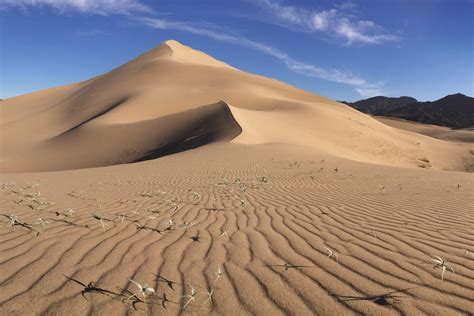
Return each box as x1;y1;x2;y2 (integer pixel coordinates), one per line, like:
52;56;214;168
1;0;473;102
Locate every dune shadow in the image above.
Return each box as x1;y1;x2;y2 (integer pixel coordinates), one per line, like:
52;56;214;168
134;101;242;163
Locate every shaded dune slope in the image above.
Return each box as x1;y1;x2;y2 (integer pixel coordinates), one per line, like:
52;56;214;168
1;40;472;172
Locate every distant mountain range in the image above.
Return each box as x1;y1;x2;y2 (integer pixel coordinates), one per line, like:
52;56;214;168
341;93;474;128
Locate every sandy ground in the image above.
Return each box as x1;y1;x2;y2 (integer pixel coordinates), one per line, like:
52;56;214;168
1;143;473;315
1;40;473;315
375;117;474;143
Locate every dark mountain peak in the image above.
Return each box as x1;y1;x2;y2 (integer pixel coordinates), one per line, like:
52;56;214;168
346;93;474;128
343;93;473;128
436;93;470;103
345;96;417;115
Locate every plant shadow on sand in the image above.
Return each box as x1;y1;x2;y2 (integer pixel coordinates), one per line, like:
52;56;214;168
330;283;440;307
63;275;119;300
264;263;318;271
64;275;176;311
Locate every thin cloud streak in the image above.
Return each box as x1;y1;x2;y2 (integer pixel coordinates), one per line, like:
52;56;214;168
140;17;384;96
0;0;152;15
254;0;399;45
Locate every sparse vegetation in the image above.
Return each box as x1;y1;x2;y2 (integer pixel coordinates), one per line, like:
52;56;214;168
431;255;455;281
215;266;223;283
203;288;214;305
35;217;49;233
324;246;339;262
92;214;108;232
181;285;197;309
125;279;155;303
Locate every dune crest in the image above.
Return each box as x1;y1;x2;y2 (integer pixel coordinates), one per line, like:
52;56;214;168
131;40;234;69
1;40;472;172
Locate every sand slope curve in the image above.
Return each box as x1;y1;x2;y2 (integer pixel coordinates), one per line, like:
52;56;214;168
1;40;472;172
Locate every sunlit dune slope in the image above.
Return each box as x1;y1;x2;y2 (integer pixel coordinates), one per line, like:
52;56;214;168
1;40;472;172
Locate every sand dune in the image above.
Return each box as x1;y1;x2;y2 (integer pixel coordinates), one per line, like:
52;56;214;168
375;116;474;143
1;40;472;172
1;40;473;315
1;144;473;315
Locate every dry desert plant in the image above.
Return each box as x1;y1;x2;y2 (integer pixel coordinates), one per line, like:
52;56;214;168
125;279;155;303
113;214;127;223
1;182;16;189
180;221;195;230
370;229;378;239
164;218;176;231
217;178;229;186
92;214;108;232
190;191;201;201
171;202;180;214
203;288;214;305
35;216;49;233
7;213;19;229
215;266;223;283
56;208;75;219
324;246;339;262
220;230;230;240
181;285;197;309
431;255;455;281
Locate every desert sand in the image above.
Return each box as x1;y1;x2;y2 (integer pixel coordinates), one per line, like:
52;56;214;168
1;40;473;315
375;116;474;143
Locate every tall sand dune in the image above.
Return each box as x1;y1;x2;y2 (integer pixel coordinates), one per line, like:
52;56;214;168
1;40;472;172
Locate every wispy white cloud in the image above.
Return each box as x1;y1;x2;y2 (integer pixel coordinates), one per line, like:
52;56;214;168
140;17;384;96
355;87;384;98
1;1;385;97
254;0;399;45
0;0;152;15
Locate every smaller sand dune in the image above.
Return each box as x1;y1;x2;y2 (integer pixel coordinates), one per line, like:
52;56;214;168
2;101;241;172
375;116;474;143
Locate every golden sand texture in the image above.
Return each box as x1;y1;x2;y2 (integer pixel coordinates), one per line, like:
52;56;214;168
1;144;473;315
